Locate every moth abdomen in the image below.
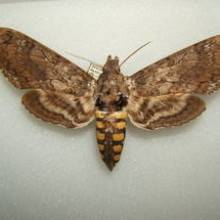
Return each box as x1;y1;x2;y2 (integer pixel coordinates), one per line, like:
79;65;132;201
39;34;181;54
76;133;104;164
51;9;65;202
95;111;127;171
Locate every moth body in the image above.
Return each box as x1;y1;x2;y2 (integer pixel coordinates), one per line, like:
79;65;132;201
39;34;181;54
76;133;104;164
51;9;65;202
95;56;129;170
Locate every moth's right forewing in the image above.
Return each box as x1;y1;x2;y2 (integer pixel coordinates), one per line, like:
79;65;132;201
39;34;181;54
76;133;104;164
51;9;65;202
129;35;220;96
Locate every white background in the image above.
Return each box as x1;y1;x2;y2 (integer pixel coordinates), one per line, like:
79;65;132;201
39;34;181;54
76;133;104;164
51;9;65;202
0;0;220;220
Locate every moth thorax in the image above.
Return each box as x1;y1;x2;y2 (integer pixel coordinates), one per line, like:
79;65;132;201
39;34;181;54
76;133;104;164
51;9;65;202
95;93;128;112
95;110;127;171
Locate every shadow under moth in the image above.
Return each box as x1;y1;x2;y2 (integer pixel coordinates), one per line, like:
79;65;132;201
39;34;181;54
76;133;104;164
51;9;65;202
0;28;220;171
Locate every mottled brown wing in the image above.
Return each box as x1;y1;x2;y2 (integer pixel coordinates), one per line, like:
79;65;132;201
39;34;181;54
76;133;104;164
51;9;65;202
0;27;95;96
127;93;206;130
22;90;95;128
129;35;220;96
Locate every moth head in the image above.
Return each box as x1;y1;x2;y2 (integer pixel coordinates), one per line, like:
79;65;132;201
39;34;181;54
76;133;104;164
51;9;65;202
104;55;120;73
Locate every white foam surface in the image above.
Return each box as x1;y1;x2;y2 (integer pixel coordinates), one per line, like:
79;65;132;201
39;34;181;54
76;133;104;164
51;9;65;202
0;1;220;220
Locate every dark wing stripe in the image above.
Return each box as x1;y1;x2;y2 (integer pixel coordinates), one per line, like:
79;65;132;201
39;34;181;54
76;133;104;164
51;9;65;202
22;89;95;128
128;93;206;130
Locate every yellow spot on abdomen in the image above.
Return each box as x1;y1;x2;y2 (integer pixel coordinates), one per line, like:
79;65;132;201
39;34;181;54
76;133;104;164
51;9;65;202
113;145;122;152
114;121;126;129
95;111;105;119
112;133;124;141
114;111;127;119
96;132;105;140
113;154;121;161
99;144;105;151
96;121;105;129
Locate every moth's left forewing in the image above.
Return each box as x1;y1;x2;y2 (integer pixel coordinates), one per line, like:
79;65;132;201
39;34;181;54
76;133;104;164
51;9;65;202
0;27;95;96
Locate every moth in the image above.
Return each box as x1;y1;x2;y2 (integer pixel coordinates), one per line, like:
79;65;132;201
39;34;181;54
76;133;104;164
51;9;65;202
0;28;220;171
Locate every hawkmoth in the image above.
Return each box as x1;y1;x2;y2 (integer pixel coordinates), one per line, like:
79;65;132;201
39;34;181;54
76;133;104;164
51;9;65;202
0;28;220;171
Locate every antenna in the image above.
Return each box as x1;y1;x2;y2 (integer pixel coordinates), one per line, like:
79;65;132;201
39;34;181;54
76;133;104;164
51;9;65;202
120;41;151;67
66;52;103;67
